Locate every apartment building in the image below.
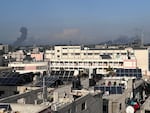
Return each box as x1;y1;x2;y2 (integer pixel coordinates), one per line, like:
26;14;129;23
8;61;48;74
0;44;8;54
31;52;44;61
9;50;25;62
45;45;150;75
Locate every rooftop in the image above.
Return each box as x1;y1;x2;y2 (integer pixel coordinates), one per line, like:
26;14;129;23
0;103;51;113
0;67;12;71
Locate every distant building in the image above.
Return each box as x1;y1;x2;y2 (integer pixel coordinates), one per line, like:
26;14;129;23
0;44;9;54
31;53;44;61
9;50;25;62
0;44;9;66
45;45;150;76
8;61;48;74
140;96;150;112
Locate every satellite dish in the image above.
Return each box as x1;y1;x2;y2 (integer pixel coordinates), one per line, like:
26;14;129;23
74;70;79;76
126;106;134;113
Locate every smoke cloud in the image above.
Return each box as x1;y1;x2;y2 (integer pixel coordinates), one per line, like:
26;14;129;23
13;27;28;46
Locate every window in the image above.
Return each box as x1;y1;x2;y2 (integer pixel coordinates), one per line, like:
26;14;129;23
57;50;60;52
81;102;86;111
108;53;112;55
103;105;107;113
62;53;68;55
14;91;19;95
95;53;99;55
103;99;108;113
119;103;122;110
88;53;92;55
121;53;126;55
36;66;46;70
75;53;80;55
0;91;4;96
15;67;25;70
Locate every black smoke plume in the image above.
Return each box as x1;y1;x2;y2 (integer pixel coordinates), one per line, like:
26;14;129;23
13;27;28;46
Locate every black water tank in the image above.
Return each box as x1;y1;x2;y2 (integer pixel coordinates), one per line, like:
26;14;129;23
72;77;82;90
89;79;96;86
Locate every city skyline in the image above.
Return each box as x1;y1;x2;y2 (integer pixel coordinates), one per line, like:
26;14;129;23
0;0;150;45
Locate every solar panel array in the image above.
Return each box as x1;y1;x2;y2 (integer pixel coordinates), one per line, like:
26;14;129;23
0;72;34;86
116;68;142;78
50;70;75;81
0;77;20;86
34;76;63;87
94;86;123;94
34;70;75;87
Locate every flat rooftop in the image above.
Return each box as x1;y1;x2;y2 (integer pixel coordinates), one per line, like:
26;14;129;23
0;67;12;70
0;103;51;113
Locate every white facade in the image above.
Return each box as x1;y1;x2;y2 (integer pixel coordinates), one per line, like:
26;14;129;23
9;50;25;62
44;46;150;75
8;61;48;74
134;49;150;75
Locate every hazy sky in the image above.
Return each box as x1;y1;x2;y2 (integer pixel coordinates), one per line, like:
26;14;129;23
0;0;150;45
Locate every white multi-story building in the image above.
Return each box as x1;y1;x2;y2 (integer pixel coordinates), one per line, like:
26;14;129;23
8;61;48;74
44;45;150;75
8;50;25;62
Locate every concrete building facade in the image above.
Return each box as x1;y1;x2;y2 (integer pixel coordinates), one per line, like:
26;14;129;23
9;50;25;62
54;92;103;113
45;46;150;75
8;61;48;74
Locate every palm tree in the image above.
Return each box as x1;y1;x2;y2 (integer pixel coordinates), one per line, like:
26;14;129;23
106;66;115;77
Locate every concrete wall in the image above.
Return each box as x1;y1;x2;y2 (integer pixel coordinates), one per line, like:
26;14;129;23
0;87;45;104
10;103;52;113
140;96;150;113
134;49;149;75
31;53;44;61
103;88;132;113
55;93;103;113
